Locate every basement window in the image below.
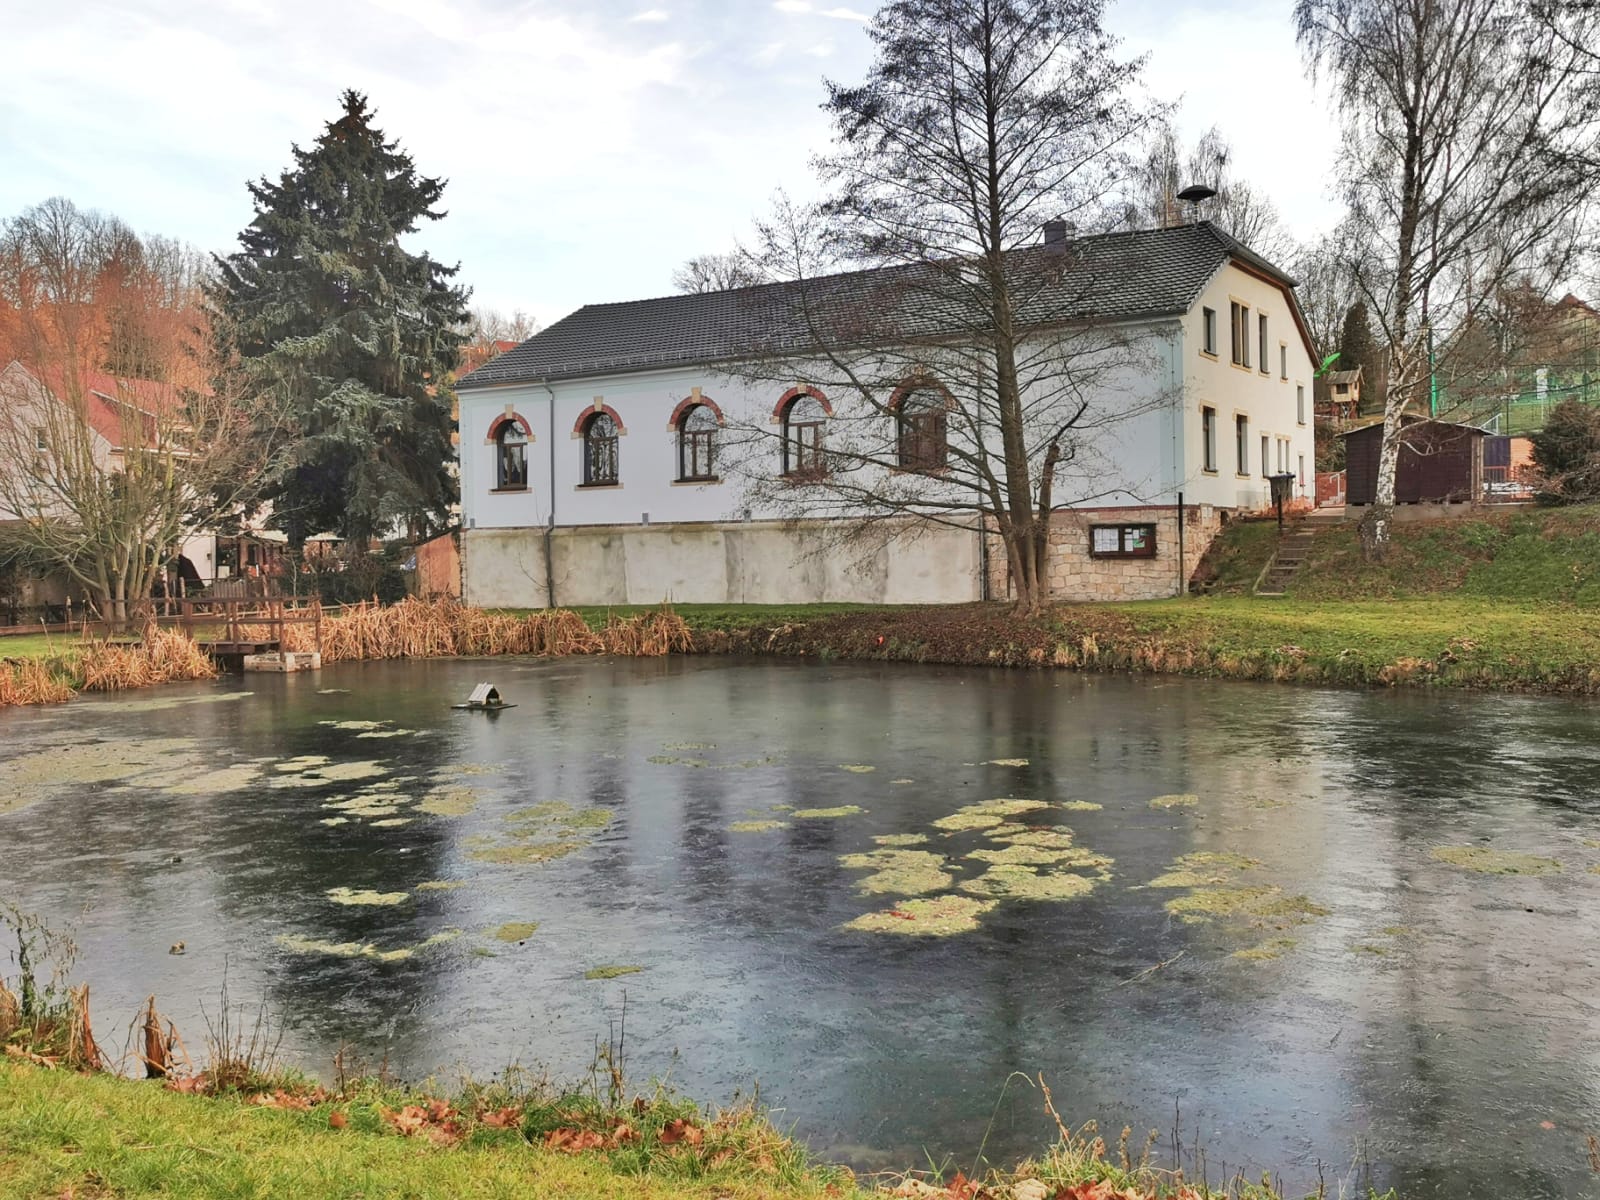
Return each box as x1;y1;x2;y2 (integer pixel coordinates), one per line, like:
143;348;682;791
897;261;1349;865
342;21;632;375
1089;523;1157;559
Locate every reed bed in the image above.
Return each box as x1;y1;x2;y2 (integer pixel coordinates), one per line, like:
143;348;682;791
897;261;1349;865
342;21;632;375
295;599;689;664
77;629;218;693
0;657;77;706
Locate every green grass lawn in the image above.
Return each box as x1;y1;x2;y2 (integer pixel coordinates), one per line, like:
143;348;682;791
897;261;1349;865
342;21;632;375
0;1065;847;1200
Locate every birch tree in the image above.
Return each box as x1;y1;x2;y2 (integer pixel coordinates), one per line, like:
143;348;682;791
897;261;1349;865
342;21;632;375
1297;0;1600;558
724;0;1162;612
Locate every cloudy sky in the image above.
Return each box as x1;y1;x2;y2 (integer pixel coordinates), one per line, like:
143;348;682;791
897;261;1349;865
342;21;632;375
1;0;1341;328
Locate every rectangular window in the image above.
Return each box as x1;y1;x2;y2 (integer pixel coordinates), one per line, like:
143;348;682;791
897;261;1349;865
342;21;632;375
1296;384;1306;425
1259;314;1269;374
1201;406;1217;472
1280;344;1288;380
1089;523;1157;559
1230;302;1250;367
1202;308;1217;356
34;428;47;452
1298;454;1306;486
1235;414;1249;475
1261;434;1270;479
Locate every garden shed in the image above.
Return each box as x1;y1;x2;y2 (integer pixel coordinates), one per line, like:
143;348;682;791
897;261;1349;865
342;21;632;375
1341;417;1487;505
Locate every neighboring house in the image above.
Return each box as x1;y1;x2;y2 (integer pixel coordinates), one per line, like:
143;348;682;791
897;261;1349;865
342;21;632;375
1319;367;1362;423
455;222;1317;607
0;360;265;609
1342;417;1487;506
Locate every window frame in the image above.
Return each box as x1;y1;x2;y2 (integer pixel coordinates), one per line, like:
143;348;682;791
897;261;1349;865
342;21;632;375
896;390;949;471
1235;413;1250;477
1280;343;1288;381
781;395;828;478
1201;406;1217;473
676;403;718;482
1230;301;1251;368
1260;433;1270;479
493;421;529;491
1089;523;1158;560
1201;307;1218;357
581;412;620;486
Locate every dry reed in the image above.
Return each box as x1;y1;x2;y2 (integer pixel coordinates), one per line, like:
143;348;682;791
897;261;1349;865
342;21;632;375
0;658;76;706
77;628;218;693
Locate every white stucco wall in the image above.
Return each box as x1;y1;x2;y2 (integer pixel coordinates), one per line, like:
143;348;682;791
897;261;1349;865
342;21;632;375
1179;262;1317;511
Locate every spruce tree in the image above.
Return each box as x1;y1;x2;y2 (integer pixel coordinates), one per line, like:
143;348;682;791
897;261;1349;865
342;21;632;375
214;90;468;549
1338;299;1377;412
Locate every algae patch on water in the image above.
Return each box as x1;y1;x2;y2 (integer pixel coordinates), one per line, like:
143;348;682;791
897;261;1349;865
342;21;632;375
933;798;1048;832
961;864;1098;901
415;880;465;892
968;844;1110;869
838;764;876;773
838;849;953;897
418;787;477;818
0;736;203;815
792;805;865;819
843;895;996;937
1149;851;1261;889
275;929;460;963
1431;845;1561;875
585;964;643;980
730;819;789;833
469;801;613;867
1149;793;1200;810
1057;801;1103;812
326;887;409;907
492;922;539;942
1234;938;1299;961
984;758;1030;768
873;833;930;847
1166;886;1329;927
991;828;1077;850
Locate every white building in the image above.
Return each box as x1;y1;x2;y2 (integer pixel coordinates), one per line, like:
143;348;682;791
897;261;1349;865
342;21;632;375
456;222;1316;608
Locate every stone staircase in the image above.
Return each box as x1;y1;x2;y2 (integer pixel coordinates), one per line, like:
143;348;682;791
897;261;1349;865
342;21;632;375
1254;508;1345;598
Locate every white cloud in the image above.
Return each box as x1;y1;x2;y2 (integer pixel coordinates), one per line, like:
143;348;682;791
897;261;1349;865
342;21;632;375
629;7;670;22
773;0;868;17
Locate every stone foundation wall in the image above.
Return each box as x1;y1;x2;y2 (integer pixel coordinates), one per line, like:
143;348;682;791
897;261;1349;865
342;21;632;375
985;505;1227;602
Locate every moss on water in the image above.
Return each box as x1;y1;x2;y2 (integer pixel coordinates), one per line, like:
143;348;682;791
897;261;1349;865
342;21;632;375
326;887;409;907
319;719;389;732
584;964;643;980
647;755;710;768
968;844;1111;869
492;922;539;942
1148;851;1261;889
1431;845;1562;875
90;692;252;714
1166;886;1329;926
843;895;996;936
838;849;953;897
0;737;201;815
838;764;876;773
729;819;789;833
415;880;465;892
792;805;864;819
873;833;929;847
165;763;262;795
1057;800;1103;812
961;864;1097;901
1233;938;1298;961
319;817;349;827
890;778;914;785
418;787;477;818
274;929;459;963
315;761;389;783
275;756;330;773
992;829;1076;850
932;811;1004;831
469;840;584;866
662;742;715;751
933;799;1048;832
1149;793;1200;810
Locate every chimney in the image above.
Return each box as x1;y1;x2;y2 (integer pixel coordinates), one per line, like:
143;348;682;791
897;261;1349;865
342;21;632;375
1043;220;1072;251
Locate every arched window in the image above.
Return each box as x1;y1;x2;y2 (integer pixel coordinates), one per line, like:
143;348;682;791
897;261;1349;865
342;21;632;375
781;395;827;477
581;412;619;485
897;390;948;470
495;422;528;490
677;404;718;481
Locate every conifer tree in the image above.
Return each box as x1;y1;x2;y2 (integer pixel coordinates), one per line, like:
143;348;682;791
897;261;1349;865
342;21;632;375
214;90;468;549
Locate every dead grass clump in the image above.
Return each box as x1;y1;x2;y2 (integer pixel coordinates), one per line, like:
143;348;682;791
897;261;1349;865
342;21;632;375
527;608;604;656
600;606;694;657
0;658;77;706
78;628;218;693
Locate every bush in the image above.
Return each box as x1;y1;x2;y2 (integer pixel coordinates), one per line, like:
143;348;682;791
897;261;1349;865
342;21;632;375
1530;399;1600;505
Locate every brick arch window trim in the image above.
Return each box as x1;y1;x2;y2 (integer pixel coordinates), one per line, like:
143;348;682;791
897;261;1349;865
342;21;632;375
886;376;955;412
484;411;534;444
771;385;832;423
571;403;628;439
667;393;726;430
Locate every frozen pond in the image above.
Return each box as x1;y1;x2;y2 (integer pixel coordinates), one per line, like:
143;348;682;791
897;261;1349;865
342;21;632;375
3;656;1600;1197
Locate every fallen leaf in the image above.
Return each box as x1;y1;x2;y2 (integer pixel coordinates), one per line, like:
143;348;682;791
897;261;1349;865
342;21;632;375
329;1110;348;1129
382;1105;429;1137
1541;1120;1557;1130
608;1121;640;1146
480;1106;521;1129
660;1117;704;1146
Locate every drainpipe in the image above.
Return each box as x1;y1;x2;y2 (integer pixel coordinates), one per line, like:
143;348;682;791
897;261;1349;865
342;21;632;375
539;381;556;609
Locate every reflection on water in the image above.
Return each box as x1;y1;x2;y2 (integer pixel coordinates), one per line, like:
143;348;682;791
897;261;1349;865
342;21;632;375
3;657;1600;1198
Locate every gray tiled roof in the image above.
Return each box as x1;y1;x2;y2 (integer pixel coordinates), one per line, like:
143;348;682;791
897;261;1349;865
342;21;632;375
460;222;1298;389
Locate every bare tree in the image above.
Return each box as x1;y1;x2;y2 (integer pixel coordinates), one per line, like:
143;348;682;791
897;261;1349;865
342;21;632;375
1126;124;1295;263
0;198;284;627
1298;0;1600;559
671;251;765;294
465;307;540;345
721;0;1163;613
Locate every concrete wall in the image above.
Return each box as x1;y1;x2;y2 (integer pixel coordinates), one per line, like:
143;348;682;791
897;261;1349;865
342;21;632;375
984;505;1225;602
462;518;983;608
